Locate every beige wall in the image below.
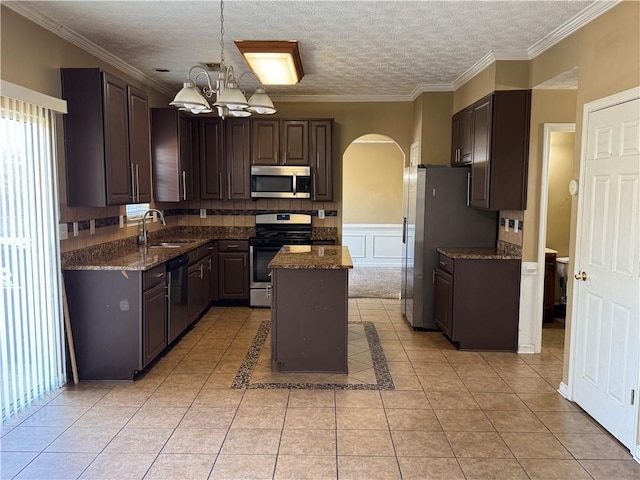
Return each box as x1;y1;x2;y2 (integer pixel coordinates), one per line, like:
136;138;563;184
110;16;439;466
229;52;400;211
523;90;578;261
417;92;454;166
545;132;574;257
453;62;496;113
342;141;404;224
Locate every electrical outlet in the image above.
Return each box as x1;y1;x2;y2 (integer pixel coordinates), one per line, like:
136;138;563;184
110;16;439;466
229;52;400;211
152;211;157;222
200;208;207;218
514;219;520;233
504;218;509;232
89;219;95;234
73;222;79;237
59;223;68;240
119;215;124;228
318;209;325;219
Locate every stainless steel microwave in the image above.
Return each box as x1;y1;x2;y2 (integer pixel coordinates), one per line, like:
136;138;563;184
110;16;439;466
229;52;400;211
250;166;311;199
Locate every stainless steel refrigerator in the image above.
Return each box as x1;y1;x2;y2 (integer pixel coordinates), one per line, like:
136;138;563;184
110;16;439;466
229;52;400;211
401;164;498;329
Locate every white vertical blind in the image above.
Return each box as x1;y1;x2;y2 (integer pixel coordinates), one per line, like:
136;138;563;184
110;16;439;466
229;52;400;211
0;95;66;423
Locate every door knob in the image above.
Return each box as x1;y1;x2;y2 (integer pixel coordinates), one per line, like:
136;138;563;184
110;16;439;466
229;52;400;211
574;271;588;281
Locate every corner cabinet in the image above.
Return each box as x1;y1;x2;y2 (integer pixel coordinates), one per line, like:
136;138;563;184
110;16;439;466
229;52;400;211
151;108;194;202
451;90;531;211
61;68;152;206
311;120;333;201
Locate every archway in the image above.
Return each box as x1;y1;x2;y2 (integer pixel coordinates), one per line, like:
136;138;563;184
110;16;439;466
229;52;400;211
341;134;405;298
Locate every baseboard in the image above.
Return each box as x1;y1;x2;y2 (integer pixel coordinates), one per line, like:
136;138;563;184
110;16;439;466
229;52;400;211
557;382;570;399
518;344;536;354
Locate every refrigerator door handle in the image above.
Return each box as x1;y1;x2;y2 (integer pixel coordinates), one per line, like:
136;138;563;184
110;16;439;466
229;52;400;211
402;217;407;243
466;172;471;206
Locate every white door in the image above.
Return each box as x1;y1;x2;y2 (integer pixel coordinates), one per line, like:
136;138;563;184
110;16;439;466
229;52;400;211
573;97;640;450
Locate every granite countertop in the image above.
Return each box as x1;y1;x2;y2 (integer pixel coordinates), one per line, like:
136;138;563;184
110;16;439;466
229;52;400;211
269;245;353;270
64;237;213;271
437;247;521;260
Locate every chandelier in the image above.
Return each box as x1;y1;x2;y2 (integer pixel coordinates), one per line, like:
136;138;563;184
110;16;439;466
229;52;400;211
169;0;276;118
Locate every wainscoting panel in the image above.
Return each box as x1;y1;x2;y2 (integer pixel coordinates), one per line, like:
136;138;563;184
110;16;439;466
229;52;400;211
342;224;402;266
518;262;540;354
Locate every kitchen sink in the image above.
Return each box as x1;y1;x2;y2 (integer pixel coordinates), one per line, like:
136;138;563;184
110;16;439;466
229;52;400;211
148;241;195;249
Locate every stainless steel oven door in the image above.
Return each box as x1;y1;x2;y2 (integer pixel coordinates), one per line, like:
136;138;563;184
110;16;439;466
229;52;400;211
249;245;281;307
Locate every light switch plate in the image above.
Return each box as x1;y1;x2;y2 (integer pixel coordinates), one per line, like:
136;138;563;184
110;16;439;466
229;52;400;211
152;211;157;222
514;219;520;233
89;219;95;235
59;223;68;240
318;209;325;219
200;208;207;218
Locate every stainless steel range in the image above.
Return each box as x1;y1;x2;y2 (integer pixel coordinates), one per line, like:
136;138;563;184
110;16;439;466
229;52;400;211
249;213;313;307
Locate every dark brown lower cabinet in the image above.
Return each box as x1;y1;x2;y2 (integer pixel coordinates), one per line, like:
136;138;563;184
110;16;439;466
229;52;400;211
218;240;249;301
188;242;218;322
64;263;168;381
434;253;521;351
143;280;168;368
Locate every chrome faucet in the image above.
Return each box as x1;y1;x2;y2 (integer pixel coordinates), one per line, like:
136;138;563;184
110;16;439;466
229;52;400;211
138;209;166;245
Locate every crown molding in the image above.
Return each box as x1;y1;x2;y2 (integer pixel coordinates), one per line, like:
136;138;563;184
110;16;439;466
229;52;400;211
272;94;414;103
527;0;620;59
4;1;175;97
453;51;496;91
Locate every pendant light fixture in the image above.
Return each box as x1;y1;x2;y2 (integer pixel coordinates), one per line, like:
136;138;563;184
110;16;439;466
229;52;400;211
169;0;276;118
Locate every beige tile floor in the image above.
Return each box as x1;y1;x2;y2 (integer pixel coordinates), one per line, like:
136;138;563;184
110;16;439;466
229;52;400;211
1;299;638;479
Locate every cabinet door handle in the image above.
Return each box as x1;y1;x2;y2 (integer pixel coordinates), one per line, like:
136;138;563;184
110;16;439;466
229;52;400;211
218;173;223;200
130;164;136;201
275;150;279;164
227;244;239;249
466;172;471;206
199;263;204;279
284;151;287;164
208;258;212;271
316;151;320;168
182;170;187;200
153;272;165;278
135;164;140;202
227;172;231;200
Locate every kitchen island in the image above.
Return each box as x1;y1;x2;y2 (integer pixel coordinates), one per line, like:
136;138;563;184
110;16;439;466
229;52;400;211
269;245;353;373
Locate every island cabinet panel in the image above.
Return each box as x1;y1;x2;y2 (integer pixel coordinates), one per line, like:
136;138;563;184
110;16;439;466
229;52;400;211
271;268;348;373
61;68;152;206
310;120;333;201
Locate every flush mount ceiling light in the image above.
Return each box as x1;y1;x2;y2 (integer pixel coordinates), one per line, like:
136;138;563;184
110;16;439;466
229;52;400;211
169;0;276;118
234;40;304;85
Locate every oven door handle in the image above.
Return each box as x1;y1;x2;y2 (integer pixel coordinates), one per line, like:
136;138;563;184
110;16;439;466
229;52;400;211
292;173;297;196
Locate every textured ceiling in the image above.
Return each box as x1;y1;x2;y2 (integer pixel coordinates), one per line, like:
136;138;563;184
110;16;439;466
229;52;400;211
17;1;602;100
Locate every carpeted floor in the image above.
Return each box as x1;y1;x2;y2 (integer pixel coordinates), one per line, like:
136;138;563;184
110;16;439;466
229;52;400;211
348;266;401;299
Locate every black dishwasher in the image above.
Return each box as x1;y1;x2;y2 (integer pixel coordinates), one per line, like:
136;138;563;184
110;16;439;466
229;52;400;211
167;255;189;343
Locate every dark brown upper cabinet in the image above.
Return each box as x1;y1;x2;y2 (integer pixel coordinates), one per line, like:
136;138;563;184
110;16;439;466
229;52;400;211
224;119;251;200
251;119;309;166
61;68;152;206
198;117;224;200
452;90;531;211
151;108;194;202
310;120;333;201
450;107;473;166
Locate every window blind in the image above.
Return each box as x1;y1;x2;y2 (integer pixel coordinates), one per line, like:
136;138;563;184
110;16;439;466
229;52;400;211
0;96;66;423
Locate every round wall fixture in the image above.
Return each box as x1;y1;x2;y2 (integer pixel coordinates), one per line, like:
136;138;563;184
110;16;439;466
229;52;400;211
569;179;579;196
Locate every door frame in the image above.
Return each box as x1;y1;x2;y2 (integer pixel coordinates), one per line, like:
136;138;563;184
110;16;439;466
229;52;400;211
565;86;640;460
534;123;575;354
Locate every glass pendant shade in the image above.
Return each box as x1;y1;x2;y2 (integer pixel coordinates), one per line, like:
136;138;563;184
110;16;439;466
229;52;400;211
170;80;210;110
214;80;248;111
247;87;276;114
